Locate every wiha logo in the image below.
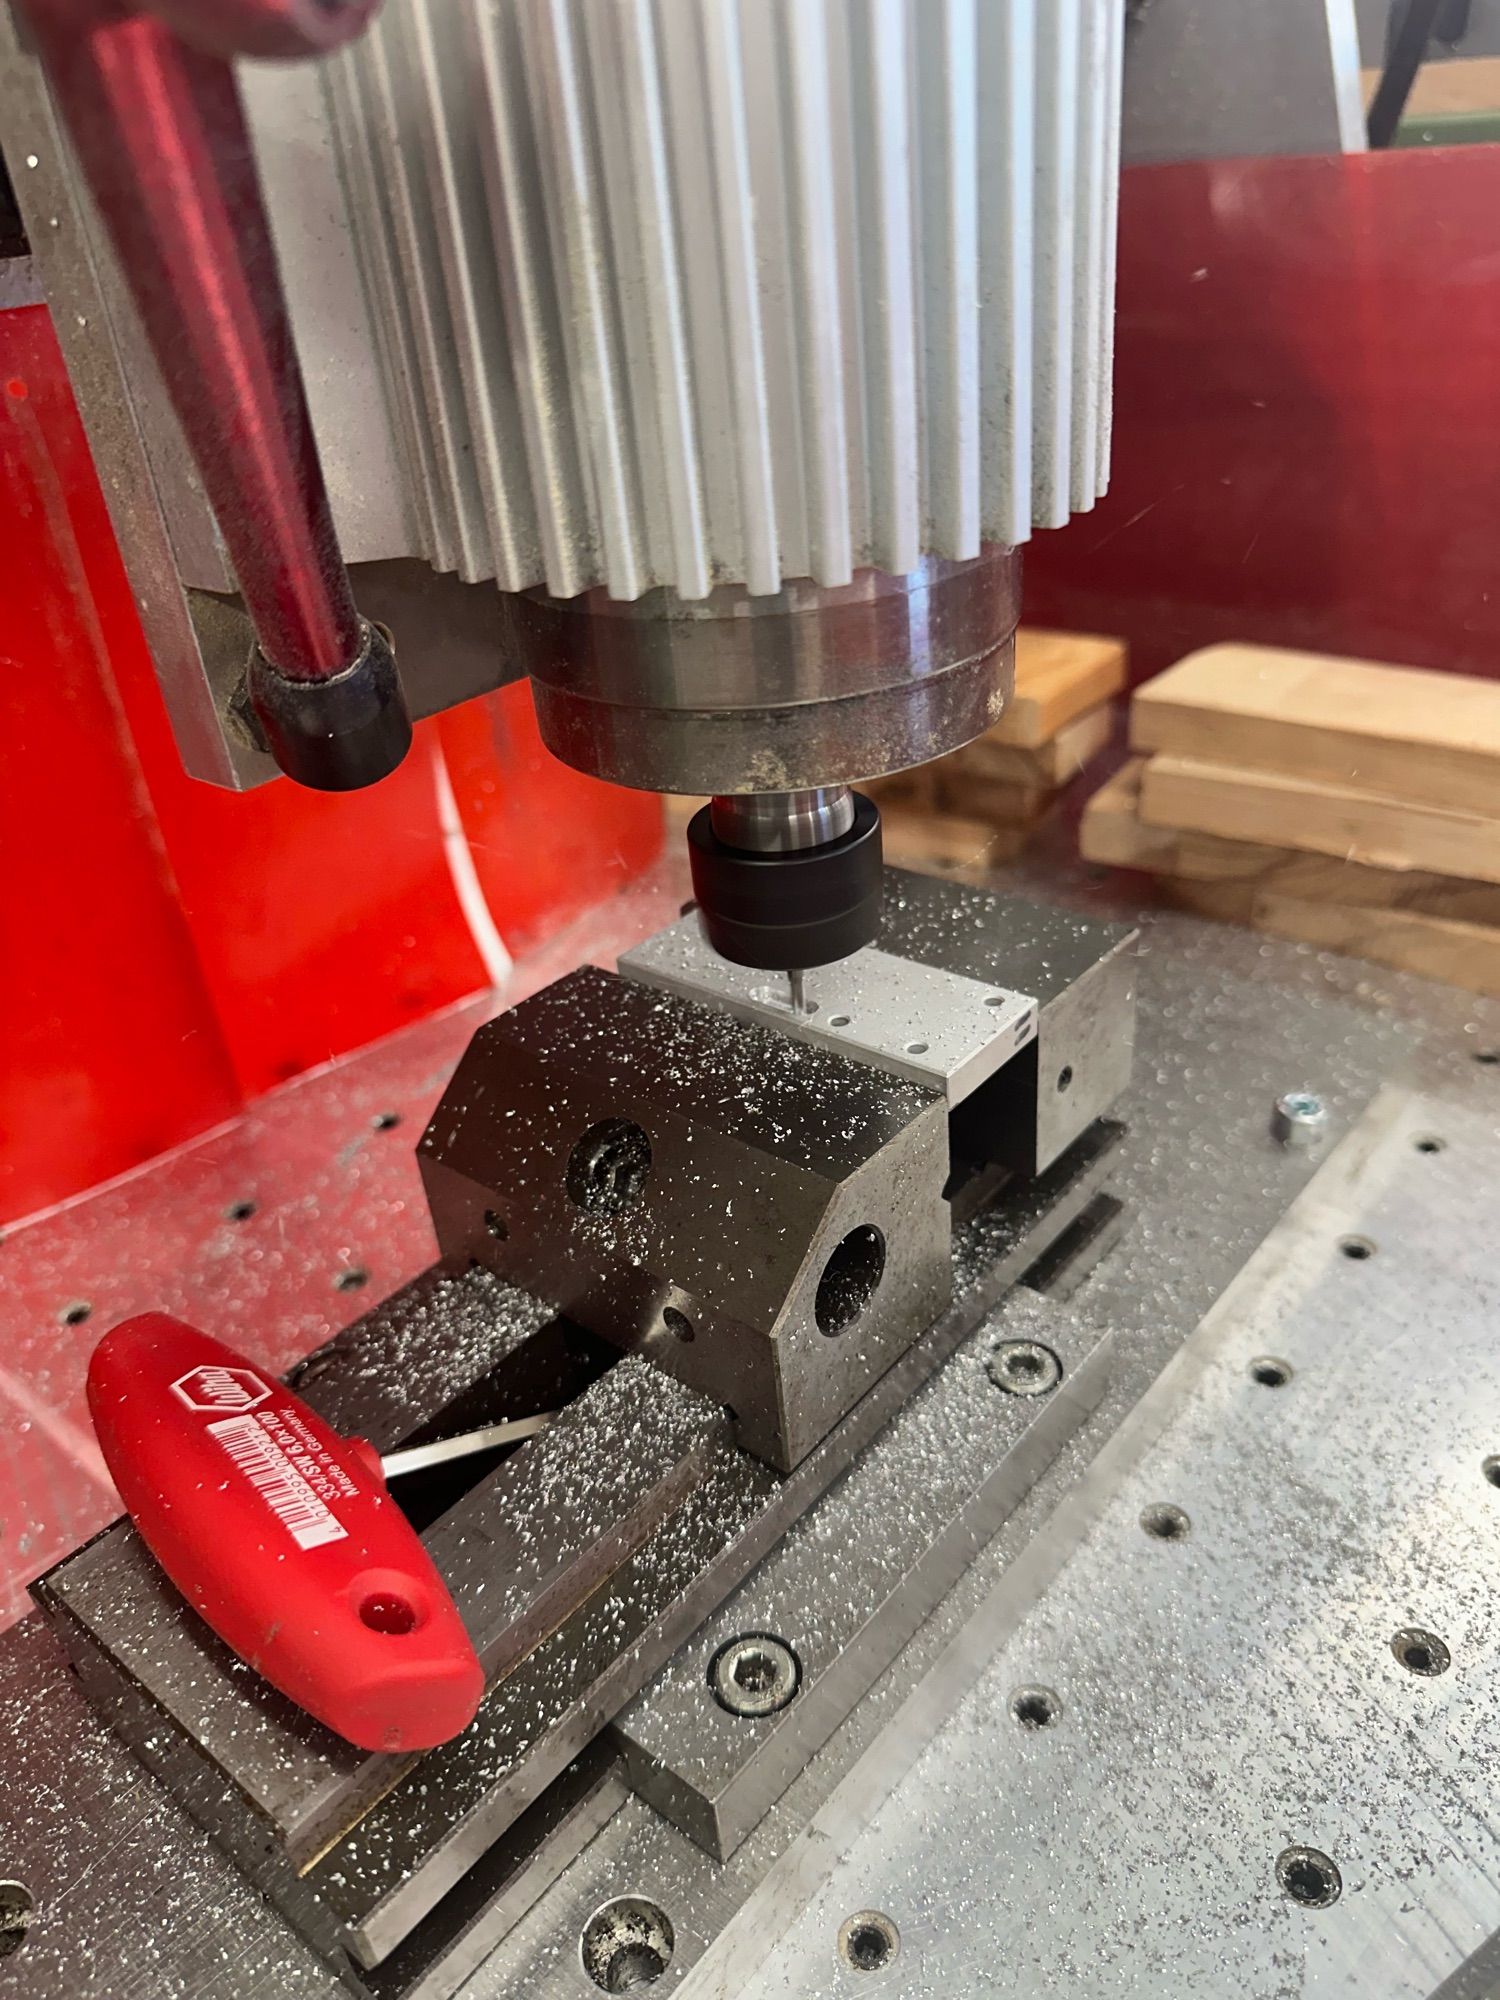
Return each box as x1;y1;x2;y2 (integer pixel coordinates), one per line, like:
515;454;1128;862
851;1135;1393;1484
171;1365;272;1414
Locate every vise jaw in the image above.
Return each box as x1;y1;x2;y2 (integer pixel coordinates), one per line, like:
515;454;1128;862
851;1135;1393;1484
419;964;951;1473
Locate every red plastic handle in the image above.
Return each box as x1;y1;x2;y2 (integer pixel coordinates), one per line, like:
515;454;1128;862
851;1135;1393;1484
87;1314;484;1752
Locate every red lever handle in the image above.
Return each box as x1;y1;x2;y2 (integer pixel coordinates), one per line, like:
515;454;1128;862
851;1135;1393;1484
87;1314;484;1753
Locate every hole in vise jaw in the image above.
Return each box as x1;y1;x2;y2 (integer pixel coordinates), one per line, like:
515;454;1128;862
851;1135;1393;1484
0;1882;33;1959
815;1225;886;1336
566;1120;652;1215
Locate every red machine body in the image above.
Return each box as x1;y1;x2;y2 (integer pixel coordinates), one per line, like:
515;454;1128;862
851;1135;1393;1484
87;1314;484;1752
0;299;663;1228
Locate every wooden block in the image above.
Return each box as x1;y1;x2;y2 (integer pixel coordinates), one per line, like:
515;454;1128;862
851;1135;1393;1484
880;807;1026;880
1131;643;1500;817
1081;760;1185;870
1154;876;1257;926
995;630;1128;748
1138;754;1500;888
1362;55;1500;119
1161;874;1500;1001
960;702;1114;787
661;794;701;828
933;768;1052;825
1082;760;1500;926
866;765;942;813
1252;896;1500;996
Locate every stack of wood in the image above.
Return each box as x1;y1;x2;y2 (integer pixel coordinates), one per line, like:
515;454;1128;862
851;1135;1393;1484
1083;643;1500;996
873;628;1125;877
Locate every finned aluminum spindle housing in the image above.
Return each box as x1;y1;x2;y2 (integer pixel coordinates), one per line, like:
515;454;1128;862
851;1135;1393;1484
7;1;1124;808
316;0;1124;795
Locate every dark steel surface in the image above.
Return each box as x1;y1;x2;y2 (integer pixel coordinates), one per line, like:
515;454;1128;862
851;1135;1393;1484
361;1743;625;2000
425;1362;728;1689
421;964;952;1471
614;1297;1117;1862
15;1593;625;2000
31;1116;1118;1976
313;1443;772;1965
881;868;1135;999
320;1119;1118;1970
0;1608;349;1999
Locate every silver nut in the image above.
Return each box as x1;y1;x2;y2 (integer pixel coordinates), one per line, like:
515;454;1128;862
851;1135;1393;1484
1271;1090;1327;1148
986;1339;1062;1397
709;1633;800;1718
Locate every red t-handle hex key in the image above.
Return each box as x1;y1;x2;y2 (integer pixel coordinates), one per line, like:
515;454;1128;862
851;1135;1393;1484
87;1314;552;1753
